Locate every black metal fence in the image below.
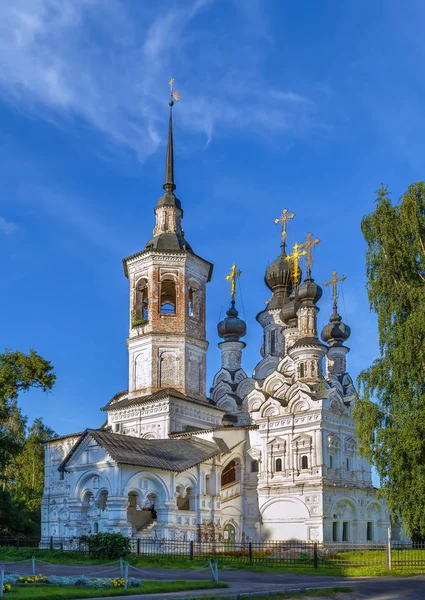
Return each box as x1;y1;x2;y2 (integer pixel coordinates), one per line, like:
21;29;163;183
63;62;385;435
0;537;424;570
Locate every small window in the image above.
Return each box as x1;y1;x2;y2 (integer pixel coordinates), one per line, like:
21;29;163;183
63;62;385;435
329;455;333;469
301;455;309;470
270;330;276;355
188;287;195;317
275;458;282;472
342;521;349;542
251;460;259;473
332;521;338;542
93;522;99;534
346;457;350;471
160;277;176;315
300;363;305;378
367;521;373;541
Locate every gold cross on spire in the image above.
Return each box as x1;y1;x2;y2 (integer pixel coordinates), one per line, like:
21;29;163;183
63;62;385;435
300;232;320;278
168;78;180;103
324;270;346;307
274;208;295;247
285;242;306;286
225;263;242;302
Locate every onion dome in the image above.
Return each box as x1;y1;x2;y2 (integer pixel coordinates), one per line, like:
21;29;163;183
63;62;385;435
297;277;322;307
280;290;298;325
321;306;351;346
218;301;247;341
265;249;293;293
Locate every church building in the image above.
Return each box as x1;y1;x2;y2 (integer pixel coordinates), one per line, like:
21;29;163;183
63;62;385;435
42;87;389;545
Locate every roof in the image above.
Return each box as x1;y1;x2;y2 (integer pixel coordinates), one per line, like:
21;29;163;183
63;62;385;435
44;432;83;444
169;424;259;438
59;429;229;472
102;387;225;412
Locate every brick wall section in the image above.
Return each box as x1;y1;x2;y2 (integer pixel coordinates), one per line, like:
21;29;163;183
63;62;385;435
125;250;211;400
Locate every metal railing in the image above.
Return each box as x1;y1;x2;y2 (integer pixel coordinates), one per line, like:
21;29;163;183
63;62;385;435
0;537;424;570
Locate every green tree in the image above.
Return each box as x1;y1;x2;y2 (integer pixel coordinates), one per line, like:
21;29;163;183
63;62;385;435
354;183;425;540
13;418;57;519
0;349;55;477
0;349;55;534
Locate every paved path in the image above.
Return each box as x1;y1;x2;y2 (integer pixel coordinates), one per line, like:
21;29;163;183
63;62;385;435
2;562;425;599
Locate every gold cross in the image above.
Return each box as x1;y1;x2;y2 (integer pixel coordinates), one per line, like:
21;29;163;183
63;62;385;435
285;242;306;286
225;264;242;302
324;270;346;306
168;77;180;102
300;232;320;278
274;208;295;246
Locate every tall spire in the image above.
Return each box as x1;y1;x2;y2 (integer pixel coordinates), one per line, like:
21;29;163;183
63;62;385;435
163;78;179;194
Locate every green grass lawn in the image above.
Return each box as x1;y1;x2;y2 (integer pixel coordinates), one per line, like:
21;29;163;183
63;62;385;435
0;546;424;578
4;580;227;599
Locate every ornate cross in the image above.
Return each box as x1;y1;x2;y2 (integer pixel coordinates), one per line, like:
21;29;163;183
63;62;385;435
300;232;320;278
274;208;295;247
225;264;242;302
168;78;180;103
324;270;346;307
285;242;306;286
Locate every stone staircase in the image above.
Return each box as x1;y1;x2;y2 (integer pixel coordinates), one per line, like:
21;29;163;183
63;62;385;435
136;519;157;538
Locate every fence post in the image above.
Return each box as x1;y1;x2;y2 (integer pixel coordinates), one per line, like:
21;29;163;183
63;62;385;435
313;543;318;569
386;527;392;571
124;561;129;589
32;556;36;576
215;560;219;583
249;542;253;563
189;540;194;561
0;565;4;598
137;538;141;555
50;536;53;551
120;557;124;578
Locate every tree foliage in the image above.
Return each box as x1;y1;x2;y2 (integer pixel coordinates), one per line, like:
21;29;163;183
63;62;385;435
353;183;425;539
0;349;56;534
0;349;55;476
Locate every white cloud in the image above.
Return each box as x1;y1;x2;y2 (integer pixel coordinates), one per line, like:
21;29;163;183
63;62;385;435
0;216;18;235
0;0;329;161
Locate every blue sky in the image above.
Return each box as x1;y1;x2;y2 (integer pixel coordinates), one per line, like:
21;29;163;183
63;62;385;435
1;0;424;437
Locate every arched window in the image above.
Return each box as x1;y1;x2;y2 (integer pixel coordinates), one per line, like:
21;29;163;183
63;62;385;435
251;460;259;473
275;458;282;472
134;278;149;325
160;277;176;315
300;363;305;378
188;287;195;317
301;455;309;470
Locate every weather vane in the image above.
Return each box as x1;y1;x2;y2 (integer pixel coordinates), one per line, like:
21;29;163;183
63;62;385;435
324;270;346;308
274;208;295;248
168;78;181;105
285;242;306;286
225;264;242;302
300;232;320;278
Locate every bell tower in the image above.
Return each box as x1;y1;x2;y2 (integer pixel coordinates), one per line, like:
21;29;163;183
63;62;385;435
123;81;213;400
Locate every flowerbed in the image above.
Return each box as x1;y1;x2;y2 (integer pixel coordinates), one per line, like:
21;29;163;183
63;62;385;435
4;574;142;589
2;583;12;594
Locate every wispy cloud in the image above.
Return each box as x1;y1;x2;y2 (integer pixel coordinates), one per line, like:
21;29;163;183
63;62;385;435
0;216;18;235
0;0;329;161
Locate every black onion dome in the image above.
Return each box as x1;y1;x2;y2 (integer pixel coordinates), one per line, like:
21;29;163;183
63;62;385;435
218;301;247;341
297;277;322;307
321;307;351;346
280;290;298;325
265;249;293;293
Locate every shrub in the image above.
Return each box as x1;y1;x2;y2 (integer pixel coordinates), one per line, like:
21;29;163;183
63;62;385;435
79;532;130;559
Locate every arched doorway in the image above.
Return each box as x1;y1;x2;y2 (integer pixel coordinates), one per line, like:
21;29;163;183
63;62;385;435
224;523;236;547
